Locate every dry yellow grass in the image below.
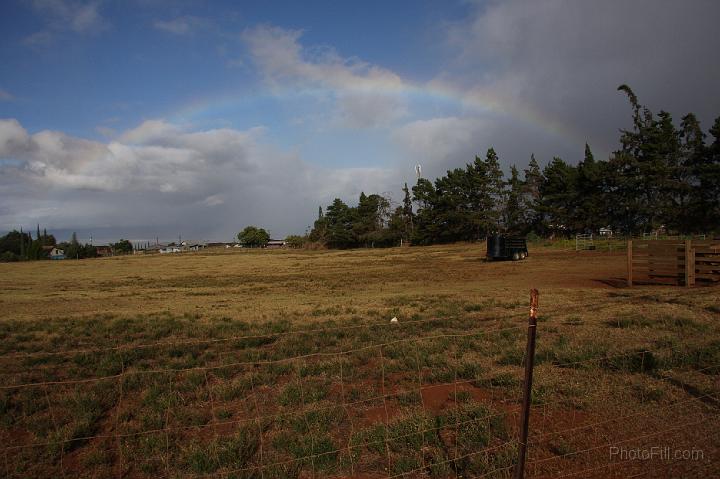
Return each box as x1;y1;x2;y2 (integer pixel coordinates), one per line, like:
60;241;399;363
0;244;718;478
1;243;630;323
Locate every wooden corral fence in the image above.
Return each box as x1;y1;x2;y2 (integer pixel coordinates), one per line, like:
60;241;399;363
627;239;720;286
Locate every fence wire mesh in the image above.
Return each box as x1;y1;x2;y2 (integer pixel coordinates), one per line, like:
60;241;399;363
1;302;719;478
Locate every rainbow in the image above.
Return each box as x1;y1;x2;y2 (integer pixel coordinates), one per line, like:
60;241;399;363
167;80;581;147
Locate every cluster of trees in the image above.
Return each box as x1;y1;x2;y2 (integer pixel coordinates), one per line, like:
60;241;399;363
112;239;133;255
238;226;270;247
0;228;135;262
307;190;414;248
0;225;56;261
62;236;132;259
61;232;98;259
305;85;720;248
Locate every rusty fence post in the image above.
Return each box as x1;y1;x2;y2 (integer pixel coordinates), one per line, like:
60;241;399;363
514;289;539;479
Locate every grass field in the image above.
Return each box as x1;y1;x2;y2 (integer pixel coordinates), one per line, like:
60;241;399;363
1;244;719;478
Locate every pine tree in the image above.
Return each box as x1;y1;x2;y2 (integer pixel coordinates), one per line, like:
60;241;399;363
401;182;414;241
325;198;356;248
465;156;491;240
613;84;665;234
574;144;604;233
699;116;720;233
539;157;577;237
484;148;506;229
432;168;461;242
504;165;524;234
522;154;544;234
679;113;706;232
411;178;439;245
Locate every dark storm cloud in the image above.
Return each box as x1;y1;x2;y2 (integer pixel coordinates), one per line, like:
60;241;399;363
442;0;720;163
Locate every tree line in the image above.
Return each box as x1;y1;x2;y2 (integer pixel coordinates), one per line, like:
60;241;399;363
305;85;720;248
0;227;134;262
0;225;57;262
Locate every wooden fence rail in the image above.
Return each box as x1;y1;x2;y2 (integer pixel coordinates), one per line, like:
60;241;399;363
627;239;720;287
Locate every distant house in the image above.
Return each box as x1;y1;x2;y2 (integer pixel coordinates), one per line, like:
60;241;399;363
599;227;613;237
159;246;182;254
49;247;65;260
96;245;112;257
266;239;287;249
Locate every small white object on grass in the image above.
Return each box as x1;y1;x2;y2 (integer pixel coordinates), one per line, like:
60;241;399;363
390;317;399;324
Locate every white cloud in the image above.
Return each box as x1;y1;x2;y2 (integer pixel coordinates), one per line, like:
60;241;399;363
0;119;31;156
119;119;184;145
0;118;395;238
242;25;408;128
393;117;483;164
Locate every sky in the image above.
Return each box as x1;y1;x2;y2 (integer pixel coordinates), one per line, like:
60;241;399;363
1;0;719;243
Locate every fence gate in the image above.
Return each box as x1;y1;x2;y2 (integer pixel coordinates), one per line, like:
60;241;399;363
627;239;720;286
575;233;594;251
694;245;720;283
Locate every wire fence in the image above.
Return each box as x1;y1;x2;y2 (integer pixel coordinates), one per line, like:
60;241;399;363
536;233;717;253
1;294;719;478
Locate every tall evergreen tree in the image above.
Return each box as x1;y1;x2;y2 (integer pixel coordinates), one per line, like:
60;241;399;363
324;198;356;248
412;178;440;245
613;85;664;233
699;116;720;232
401;182;414;241
574;144;604;232
538;157;577;237
503;165;524;234
522;154;544;234
484;147;506;231
679;113;707;232
434;168;472;242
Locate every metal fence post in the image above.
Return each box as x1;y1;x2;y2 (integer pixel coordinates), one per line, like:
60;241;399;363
514;289;539;479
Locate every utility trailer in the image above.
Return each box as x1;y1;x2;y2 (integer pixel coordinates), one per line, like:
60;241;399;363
486;235;529;261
